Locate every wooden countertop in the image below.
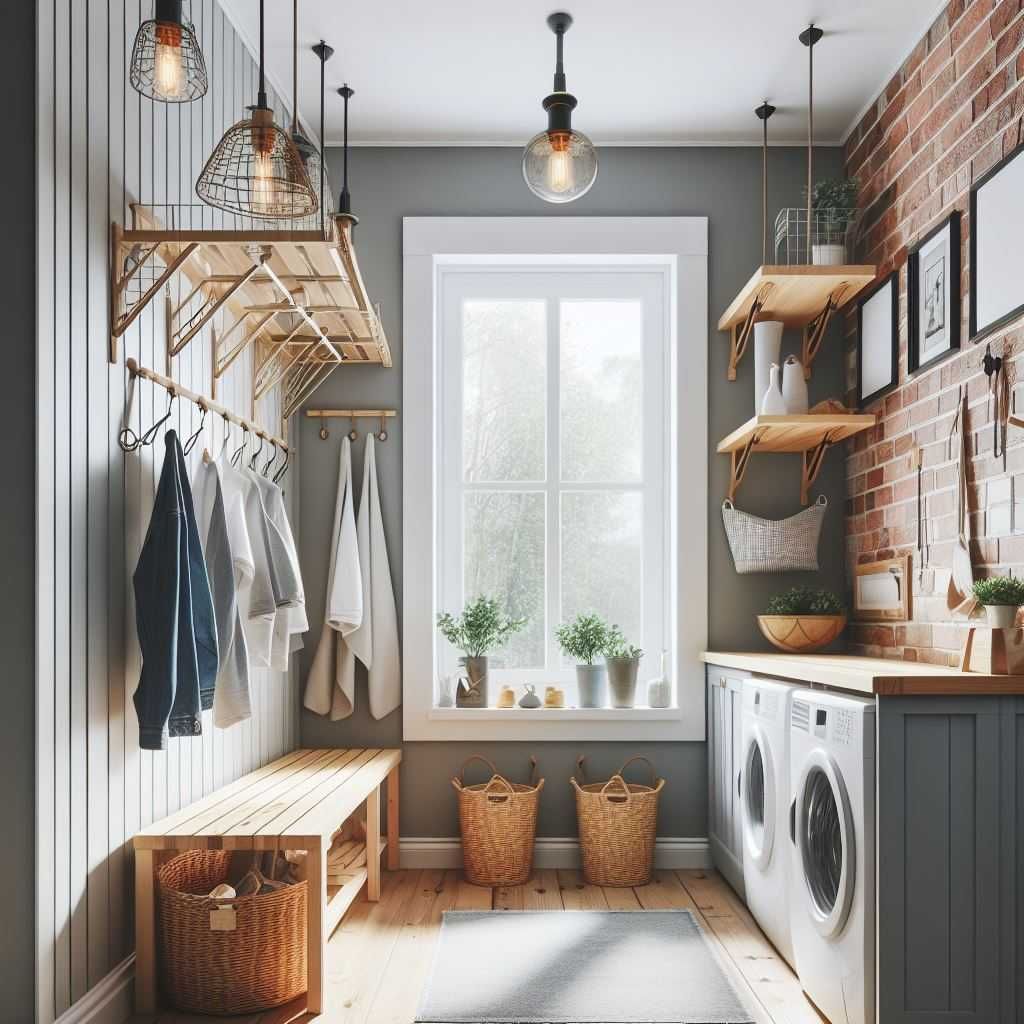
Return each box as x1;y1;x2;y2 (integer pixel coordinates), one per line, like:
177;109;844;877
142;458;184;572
701;651;1024;696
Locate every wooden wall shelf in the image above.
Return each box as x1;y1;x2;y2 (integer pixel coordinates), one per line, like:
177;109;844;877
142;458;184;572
718;264;876;382
718;413;875;504
110;204;392;419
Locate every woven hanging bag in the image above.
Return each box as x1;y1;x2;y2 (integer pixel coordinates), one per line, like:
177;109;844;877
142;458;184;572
452;755;544;886
722;494;827;574
156;849;307;1015
571;756;664;887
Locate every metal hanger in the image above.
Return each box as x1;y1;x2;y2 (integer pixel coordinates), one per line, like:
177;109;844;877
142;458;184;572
248;432;265;471
273;448;291;484
377;414;388;442
231;424;250;467
135;389;177;449
262;439;279;477
183;403;208;456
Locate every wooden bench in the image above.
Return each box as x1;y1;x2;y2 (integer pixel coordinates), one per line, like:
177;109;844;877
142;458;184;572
132;747;402;1016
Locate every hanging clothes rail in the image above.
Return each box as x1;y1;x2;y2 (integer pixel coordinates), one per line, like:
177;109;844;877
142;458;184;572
305;409;397;420
125;358;293;451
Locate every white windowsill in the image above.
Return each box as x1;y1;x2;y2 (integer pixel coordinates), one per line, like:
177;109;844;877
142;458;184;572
427;706;681;721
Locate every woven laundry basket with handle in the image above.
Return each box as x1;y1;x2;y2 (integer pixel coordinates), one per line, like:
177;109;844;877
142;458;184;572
722;494;827;574
452;755;544;887
156;849;307;1015
571;755;665;887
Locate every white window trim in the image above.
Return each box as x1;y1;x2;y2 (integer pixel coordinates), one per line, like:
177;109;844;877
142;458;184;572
403;217;709;742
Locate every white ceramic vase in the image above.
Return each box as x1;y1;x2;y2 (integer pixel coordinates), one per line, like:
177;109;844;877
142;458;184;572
781;354;809;413
753;321;784;416
760;363;788;415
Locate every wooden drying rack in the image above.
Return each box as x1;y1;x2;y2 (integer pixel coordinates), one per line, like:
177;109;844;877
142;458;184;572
110;204;392;419
126;358;292;451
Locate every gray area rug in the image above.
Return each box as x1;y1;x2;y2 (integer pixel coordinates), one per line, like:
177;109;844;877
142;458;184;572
415;909;755;1023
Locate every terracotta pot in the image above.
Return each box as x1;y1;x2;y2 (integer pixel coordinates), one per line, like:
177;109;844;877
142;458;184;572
757;614;846;653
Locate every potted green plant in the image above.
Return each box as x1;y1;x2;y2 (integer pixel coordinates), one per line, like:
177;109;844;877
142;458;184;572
437;597;526;708
806;177;859;265
972;576;1024;629
555;613;611;708
758;587;846;653
604;627;644;708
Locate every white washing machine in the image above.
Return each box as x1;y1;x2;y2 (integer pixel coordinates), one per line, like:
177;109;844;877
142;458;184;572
740;677;797;969
788;689;876;1024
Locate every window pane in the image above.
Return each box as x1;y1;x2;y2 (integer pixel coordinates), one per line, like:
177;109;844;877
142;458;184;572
464;491;545;668
560;300;643;482
463;299;546;482
560;491;642;657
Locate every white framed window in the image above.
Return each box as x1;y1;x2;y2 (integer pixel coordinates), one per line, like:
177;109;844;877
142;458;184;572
403;218;708;741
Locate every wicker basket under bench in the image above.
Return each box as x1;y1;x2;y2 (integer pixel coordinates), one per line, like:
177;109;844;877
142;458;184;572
132;747;401;1017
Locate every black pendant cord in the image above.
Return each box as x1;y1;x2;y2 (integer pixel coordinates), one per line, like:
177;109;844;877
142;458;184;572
319;42;325;235
257;0;268;109
553;23;566;92
756;102;775;266
338;85;353;215
291;0;298;135
800;24;822;263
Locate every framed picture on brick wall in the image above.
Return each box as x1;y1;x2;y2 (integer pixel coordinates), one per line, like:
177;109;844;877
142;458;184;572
971;144;1024;340
857;271;898;407
908;211;960;374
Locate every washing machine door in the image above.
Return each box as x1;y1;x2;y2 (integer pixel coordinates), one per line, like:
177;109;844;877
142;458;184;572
794;748;855;940
742;724;776;869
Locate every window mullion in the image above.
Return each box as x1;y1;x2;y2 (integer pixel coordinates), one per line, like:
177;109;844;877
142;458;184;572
546;294;561;675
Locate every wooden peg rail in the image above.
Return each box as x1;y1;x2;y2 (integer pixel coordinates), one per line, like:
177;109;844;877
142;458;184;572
305;409;397;419
125;358;292;451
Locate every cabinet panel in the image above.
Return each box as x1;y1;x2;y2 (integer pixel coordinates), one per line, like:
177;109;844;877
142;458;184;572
877;697;1001;1023
706;665;745;899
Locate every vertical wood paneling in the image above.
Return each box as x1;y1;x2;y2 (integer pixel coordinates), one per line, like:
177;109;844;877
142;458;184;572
36;2;302;1019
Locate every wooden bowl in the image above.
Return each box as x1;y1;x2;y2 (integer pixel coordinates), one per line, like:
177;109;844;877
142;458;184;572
757;614;847;653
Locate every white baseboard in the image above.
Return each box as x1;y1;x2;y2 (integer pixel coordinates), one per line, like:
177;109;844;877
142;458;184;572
400;836;711;870
54;956;134;1024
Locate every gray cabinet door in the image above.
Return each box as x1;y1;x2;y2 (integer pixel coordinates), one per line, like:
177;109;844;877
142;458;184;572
877;696;1002;1023
706;665;745;898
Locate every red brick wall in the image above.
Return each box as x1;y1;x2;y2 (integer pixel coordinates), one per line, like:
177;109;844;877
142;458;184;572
843;0;1024;665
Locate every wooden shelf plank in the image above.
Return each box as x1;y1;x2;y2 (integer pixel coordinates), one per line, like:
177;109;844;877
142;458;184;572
717;413;875;454
326;868;369;936
718;264;876;331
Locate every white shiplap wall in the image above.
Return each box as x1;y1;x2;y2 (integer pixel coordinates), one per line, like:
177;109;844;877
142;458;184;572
36;3;302;1020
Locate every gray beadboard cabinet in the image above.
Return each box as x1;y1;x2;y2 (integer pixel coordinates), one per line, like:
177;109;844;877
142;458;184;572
876;695;1024;1023
706;665;746;899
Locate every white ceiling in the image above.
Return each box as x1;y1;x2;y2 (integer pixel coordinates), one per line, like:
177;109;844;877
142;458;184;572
218;0;942;147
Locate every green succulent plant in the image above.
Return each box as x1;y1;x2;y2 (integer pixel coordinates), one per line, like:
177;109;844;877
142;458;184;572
555;613;611;665
765;587;844;616
436;596;526;658
603;625;644;660
972;576;1024;607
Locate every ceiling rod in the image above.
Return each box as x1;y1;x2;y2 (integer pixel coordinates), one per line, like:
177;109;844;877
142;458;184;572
755;102;776;266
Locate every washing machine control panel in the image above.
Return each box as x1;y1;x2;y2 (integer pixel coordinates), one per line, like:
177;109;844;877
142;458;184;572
811;706;854;744
813;708;827;738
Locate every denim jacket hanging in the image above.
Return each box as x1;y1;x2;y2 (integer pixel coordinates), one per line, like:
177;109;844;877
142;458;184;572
133;430;219;750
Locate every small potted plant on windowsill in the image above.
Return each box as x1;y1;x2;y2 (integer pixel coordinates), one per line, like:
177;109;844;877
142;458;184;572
972;576;1024;629
437;596;526;708
604;627;644;709
757;587;846;653
556;613;611;708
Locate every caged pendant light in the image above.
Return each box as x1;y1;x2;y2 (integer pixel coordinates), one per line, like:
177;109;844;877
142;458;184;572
195;0;316;221
130;0;208;102
522;12;598;204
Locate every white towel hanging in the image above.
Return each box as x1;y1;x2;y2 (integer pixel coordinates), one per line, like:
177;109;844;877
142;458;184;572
348;434;401;720
303;437;362;718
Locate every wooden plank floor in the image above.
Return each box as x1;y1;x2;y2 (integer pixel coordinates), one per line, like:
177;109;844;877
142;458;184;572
132;868;823;1024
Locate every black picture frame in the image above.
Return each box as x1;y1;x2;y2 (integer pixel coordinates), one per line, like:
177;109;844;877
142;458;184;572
970;142;1024;341
857;271;899;408
908;211;960;375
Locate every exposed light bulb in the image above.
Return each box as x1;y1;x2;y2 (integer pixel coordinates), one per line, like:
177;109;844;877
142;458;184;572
545;133;574;194
153;21;185;99
251;150;277;215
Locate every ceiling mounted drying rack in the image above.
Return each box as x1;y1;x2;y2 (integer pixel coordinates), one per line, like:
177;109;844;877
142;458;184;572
122;358;293;453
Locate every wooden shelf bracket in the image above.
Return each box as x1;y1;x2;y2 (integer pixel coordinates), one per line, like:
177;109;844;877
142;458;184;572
728;284;773;381
727;429;765;501
800;431;836;505
800;285;849;380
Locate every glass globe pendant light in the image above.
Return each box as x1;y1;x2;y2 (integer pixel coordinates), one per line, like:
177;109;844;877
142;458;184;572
522;12;597;204
130;0;207;102
195;0;316;221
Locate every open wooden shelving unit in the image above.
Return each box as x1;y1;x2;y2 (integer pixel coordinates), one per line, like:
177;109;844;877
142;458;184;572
719;413;875;504
110;203;391;425
719;264;876;382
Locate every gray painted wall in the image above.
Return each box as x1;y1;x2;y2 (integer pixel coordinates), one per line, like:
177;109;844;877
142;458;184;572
298;145;846;838
1;1;35;1013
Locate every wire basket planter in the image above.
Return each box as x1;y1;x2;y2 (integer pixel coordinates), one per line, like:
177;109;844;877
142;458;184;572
775;207;862;266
